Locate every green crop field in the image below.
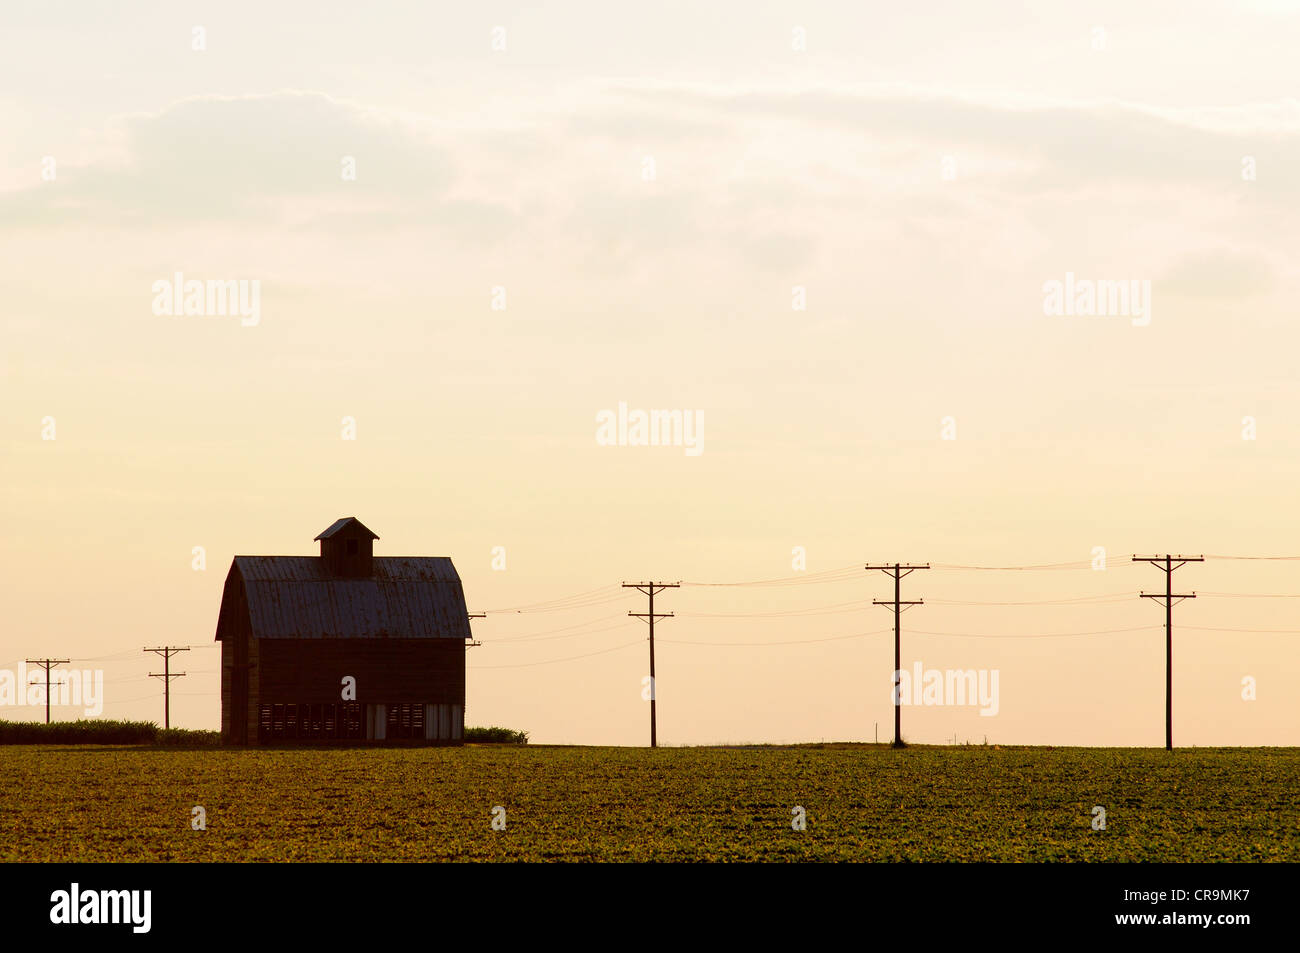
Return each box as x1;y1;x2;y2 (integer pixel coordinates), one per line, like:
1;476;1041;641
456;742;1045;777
2;744;1297;861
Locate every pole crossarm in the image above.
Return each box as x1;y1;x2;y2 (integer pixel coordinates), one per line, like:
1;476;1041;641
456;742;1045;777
1139;593;1196;606
623;582;680;596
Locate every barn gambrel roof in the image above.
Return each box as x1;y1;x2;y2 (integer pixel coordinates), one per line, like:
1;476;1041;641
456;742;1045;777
215;556;472;641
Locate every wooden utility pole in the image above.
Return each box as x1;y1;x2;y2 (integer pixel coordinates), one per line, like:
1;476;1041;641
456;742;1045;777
466;612;485;648
1134;555;1202;750
144;646;189;729
24;658;69;724
623;581;679;748
865;563;930;748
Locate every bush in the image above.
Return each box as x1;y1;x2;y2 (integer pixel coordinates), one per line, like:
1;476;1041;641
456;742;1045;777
157;727;222;746
0;718;525;747
464;726;529;745
0;719;220;746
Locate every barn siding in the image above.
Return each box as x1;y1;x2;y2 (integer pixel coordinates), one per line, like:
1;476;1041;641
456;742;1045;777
257;639;464;704
218;570;255;744
246;636;260;744
221;639;231;739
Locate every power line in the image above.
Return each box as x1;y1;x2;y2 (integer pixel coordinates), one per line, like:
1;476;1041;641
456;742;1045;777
658;630;888;646
681;565;862;588
911;625;1158;640
489;615;628;644
486;595;629;614
467;640;644;669
14;551;1300;748
492;622;630;645
1199;591;1300;599
97;692;172;705
1183;624;1300;634
931;560;1134;572
481;585;624;613
928;593;1134;606
677;599;872;618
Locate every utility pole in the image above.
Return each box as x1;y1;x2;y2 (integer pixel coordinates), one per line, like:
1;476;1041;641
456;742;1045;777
865;563;930;748
1134;555;1202;751
623;581;679;748
144;646;189;730
24;658;69;724
466;612;485;648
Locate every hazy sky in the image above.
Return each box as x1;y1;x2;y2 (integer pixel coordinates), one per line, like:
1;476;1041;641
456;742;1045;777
3;1;1298;745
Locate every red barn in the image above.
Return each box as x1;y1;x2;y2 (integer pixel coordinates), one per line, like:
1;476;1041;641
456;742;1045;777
215;517;472;744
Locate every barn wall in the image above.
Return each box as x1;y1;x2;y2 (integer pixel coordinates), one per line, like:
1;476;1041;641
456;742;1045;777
221;639;231;739
246;636;260;744
256;638;465;705
218;570;254;744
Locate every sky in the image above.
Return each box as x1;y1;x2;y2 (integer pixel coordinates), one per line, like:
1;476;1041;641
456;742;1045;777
2;1;1298;746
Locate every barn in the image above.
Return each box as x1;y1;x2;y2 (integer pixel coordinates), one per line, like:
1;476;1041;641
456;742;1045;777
215;517;472;745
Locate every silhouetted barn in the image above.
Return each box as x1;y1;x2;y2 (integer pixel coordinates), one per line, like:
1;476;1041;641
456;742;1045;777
215;517;472;745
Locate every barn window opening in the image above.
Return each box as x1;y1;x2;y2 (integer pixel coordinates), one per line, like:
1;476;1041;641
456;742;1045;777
259;702;363;742
255;702;463;743
385;703;425;739
346;539;358;555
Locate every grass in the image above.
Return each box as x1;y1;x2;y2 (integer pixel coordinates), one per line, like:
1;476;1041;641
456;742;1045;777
1;744;1296;861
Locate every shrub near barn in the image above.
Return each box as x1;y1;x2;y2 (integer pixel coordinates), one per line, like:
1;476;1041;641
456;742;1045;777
0;719;220;746
0;719;525;746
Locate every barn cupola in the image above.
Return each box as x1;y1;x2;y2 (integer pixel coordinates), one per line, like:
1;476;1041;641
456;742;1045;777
314;516;378;577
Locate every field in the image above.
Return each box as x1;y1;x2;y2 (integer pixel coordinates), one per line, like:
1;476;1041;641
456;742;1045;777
2;744;1297;861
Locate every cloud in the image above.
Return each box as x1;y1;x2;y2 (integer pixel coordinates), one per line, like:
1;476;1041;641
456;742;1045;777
1160;248;1277;298
6;81;1296;281
612;83;1300;193
0;91;510;229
